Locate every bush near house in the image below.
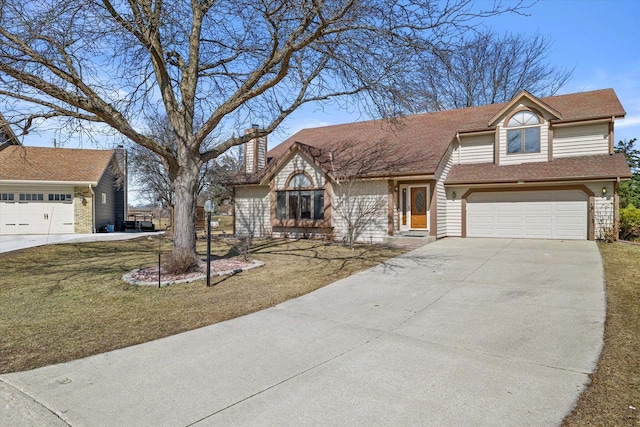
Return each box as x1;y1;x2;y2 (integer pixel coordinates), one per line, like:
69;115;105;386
619;204;640;241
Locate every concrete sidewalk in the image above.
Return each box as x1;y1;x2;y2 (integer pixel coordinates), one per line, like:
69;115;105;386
0;238;605;426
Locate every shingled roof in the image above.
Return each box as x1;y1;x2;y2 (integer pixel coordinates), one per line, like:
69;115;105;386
0;146;117;184
259;89;625;180
446;153;632;185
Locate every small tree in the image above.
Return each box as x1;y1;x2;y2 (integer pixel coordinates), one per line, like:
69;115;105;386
325;138;432;249
615;138;640;209
333;179;389;249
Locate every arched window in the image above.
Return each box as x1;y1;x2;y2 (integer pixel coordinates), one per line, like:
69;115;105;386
507;110;541;154
276;172;324;221
289;173;312;188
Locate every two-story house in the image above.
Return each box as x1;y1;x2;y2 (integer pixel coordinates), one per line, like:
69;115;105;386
232;89;631;242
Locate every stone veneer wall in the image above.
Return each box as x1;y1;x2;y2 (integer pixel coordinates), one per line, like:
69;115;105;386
74;186;93;233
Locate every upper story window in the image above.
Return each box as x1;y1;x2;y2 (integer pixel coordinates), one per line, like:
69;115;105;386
506;110;541;154
276;172;324;221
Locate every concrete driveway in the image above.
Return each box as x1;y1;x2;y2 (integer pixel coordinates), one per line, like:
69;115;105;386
0;238;605;426
0;232;160;254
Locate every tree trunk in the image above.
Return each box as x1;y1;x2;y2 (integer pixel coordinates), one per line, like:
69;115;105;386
171;161;201;255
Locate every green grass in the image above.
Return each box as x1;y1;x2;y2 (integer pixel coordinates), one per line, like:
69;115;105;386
0;237;405;374
563;242;640;426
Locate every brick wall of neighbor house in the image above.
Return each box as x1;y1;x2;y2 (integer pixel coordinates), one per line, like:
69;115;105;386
552;123;610;158
331;179;388;243
235;186;271;237
74;186;93;233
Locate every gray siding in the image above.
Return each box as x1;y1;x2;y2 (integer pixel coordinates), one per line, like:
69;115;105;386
94;159;125;230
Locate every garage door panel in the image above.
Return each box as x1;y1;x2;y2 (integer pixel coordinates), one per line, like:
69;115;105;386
1;200;74;235
525;216;553;225
467;190;587;240
497;216;523;225
497;228;523;237
525;203;552;213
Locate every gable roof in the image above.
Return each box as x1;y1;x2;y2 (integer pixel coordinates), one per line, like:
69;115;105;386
445;153;632;185
0;112;20;148
487;90;562;126
264;89;624;178
0;146;117;184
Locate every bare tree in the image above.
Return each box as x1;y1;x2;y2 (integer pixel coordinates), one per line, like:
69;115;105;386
128;116;212;212
0;0;528;256
408;31;572;112
333;179;389;249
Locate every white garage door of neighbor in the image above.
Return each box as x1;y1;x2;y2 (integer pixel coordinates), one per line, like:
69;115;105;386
466;190;588;240
0;201;74;234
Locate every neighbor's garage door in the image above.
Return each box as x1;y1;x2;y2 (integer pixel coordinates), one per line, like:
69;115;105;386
467;190;587;240
0;198;74;234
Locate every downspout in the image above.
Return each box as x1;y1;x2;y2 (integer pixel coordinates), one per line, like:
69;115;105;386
455;132;461;164
89;184;96;233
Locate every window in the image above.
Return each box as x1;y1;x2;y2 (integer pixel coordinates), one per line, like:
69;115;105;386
1;193;14;201
506;110;541;154
276;173;325;221
102;193;107;204
19;193;43;201
48;194;72;201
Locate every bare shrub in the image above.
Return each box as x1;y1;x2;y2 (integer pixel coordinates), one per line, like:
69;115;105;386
232;235;253;261
163;249;200;274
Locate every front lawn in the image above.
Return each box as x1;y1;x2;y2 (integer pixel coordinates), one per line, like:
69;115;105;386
0;237;405;374
563;242;640;426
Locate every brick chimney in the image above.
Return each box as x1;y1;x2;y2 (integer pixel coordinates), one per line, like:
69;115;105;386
244;125;267;174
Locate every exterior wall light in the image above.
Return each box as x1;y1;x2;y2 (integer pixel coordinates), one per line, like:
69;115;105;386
452;191;456;201
601;187;607;197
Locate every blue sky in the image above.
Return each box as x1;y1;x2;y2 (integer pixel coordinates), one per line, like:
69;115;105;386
269;0;640;148
18;0;640;150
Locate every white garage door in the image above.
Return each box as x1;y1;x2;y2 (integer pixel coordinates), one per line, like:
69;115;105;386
0;198;74;234
467;190;587;240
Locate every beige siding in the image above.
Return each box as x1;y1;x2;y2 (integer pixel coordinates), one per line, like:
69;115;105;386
588;182;615;239
459;134;494;164
446;186;468;237
332;179;388;243
274;153;325;189
553;123;610;158
435;145;453;238
234;186;271;237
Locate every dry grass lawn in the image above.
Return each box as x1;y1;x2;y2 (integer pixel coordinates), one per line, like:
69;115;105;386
563;242;640;426
0;237;405;374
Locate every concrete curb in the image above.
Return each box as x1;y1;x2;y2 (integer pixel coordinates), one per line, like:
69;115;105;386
122;260;264;286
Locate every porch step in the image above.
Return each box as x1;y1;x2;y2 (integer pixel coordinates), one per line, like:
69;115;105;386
383;234;436;248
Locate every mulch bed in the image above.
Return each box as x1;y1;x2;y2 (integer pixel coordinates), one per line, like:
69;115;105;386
130;259;253;283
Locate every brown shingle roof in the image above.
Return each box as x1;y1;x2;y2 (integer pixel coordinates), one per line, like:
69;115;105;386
445;153;632;185
0;146;116;183
264;89;625;179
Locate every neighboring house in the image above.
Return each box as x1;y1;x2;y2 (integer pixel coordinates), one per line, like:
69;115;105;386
232;89;632;242
0;145;127;234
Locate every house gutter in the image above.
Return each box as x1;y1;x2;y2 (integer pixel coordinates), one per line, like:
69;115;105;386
0;180;98;186
89;184;96;233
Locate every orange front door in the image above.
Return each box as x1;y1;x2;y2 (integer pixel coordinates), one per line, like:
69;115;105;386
410;187;427;228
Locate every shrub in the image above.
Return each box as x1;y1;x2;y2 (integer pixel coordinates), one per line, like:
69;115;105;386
619;205;640;241
231;235;253;261
162;248;200;274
